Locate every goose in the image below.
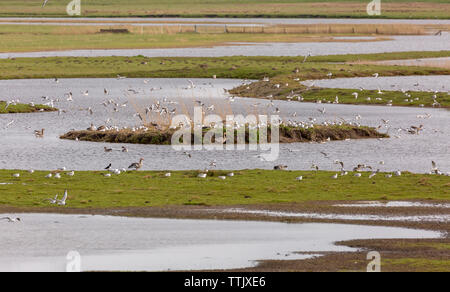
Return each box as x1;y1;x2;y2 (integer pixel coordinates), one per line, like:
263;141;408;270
121;146;129;153
57;190;68;206
34;129;45;138
0;217;21;222
274;165;288;170
128;158;144;170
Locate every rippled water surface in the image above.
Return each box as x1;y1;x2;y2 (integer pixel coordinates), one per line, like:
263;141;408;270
0;78;449;173
1;17;449;25
0;17;450;24
0;214;441;272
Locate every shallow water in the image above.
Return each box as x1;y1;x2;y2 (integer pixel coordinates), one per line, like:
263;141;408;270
218;209;450;223
303;75;450;92
0;78;449;173
0;213;441;272
334;201;450;208
0;33;449;58
1;17;449;25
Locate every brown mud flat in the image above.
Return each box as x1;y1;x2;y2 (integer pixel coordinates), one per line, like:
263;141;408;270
60;125;388;145
226;238;450;272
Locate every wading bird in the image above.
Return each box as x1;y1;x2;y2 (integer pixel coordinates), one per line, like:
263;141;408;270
128;158;144;170
34;129;45;138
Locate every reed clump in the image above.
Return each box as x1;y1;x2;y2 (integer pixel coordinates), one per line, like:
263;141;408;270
49;23;428;36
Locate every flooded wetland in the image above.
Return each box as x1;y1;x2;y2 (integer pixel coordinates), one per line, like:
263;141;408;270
0;3;449;273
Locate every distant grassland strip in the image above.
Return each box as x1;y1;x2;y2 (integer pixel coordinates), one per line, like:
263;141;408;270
0;1;448;19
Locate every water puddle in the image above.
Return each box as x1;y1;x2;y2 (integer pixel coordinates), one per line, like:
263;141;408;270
334;201;450;209
0;213;441;272
217;209;450;223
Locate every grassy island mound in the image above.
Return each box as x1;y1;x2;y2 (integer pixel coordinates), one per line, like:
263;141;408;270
0;101;57;114
60;124;388;145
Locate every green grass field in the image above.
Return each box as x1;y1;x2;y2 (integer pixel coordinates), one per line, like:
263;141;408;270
0;169;448;208
0;0;448;18
0;101;56;113
0;24;391;53
1;52;448;80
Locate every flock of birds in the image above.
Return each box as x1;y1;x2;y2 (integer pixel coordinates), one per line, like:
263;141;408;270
0;74;448;214
290;159;448;182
